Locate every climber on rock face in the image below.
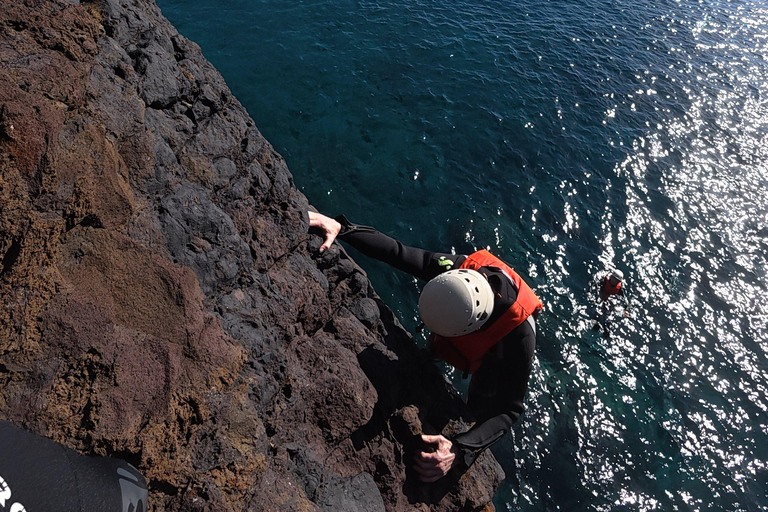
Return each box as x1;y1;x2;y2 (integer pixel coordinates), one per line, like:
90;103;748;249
308;211;542;483
0;421;148;512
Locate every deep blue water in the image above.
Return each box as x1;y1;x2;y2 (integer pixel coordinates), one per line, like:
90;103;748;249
157;0;768;509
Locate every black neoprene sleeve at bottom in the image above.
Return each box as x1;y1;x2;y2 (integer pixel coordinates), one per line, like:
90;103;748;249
454;319;536;467
333;217;535;464
0;421;148;512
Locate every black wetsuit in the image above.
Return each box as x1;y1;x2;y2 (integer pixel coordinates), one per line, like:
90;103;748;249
334;216;537;468
0;421;148;512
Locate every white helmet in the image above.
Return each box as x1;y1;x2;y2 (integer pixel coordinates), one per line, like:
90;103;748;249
418;269;495;337
609;268;624;280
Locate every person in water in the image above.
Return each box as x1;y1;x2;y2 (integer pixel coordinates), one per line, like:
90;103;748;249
308;211;542;483
0;420;148;512
592;268;629;335
600;269;624;301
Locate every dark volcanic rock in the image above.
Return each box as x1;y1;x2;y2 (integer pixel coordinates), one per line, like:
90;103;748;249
0;0;504;510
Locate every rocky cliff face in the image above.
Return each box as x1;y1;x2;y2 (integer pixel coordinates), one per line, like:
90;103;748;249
0;0;503;509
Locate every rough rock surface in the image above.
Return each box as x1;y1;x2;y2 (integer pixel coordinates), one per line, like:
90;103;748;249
0;0;504;509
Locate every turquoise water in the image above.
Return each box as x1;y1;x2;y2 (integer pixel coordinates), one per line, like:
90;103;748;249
157;0;768;509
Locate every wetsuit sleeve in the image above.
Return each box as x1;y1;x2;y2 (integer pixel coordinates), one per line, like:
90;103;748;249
333;215;463;281
0;420;148;512
451;319;536;468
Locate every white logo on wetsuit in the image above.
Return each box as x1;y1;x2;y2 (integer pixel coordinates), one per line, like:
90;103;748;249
117;467;147;512
0;474;27;512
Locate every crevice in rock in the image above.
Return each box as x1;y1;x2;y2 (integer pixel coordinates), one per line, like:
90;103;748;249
113;64;127;80
1;19;27;32
79;214;103;229
0;238;22;276
79;399;97;431
263;235;311;273
149;478;180;497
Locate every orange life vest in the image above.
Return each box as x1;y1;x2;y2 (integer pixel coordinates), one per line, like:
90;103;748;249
606;280;622;293
430;250;543;375
600;278;622;299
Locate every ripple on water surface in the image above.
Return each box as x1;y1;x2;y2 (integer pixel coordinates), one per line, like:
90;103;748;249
527;2;768;510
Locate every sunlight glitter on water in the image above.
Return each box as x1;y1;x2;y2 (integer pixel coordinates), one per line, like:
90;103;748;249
512;1;768;509
588;2;768;507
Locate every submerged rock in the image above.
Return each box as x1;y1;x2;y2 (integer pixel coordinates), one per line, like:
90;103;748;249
0;0;503;509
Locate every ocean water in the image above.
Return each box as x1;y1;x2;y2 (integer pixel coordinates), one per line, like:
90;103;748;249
156;0;768;509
